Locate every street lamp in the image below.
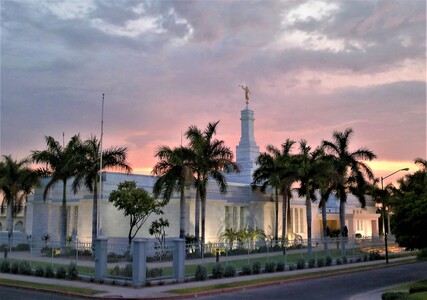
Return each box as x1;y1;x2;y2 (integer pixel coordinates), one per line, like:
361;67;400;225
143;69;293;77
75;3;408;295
381;168;409;263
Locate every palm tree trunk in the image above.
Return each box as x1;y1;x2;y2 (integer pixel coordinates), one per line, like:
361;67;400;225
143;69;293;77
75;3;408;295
282;191;288;255
7;198;13;251
92;181;98;251
201;190;206;255
306;192;312;257
179;183;185;239
61;179;68;252
287;197;291;236
195;187;200;251
274;187;279;242
321;199;329;255
340;200;346;257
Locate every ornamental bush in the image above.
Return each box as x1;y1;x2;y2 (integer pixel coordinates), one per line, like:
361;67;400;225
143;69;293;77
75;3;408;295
35;266;44;277
194;265;207;281
297;259;305;270
265;262;276;273
276;261;285;272
325;256;333;266
56;266;67;279
11;261;19;274
317;258;325;268
252;261;261;274
241;264;251;275
67;262;78;280
224;265;236;278
211;263;224;279
308;258;315;268
18;261;31;275
0;259;10;273
45;265;54;278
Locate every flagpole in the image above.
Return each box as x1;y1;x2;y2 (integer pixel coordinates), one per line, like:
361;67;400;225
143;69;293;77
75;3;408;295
98;93;104;238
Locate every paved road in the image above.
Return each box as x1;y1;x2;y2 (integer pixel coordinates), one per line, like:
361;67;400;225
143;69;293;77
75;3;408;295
197;261;427;300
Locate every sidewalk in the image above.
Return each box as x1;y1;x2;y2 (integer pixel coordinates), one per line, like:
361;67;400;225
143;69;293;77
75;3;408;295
0;256;415;299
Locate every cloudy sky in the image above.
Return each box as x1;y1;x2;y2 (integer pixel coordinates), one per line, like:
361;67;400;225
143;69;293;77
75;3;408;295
1;0;425;183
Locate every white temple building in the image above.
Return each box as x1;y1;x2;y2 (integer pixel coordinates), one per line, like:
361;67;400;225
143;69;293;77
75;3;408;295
25;104;380;244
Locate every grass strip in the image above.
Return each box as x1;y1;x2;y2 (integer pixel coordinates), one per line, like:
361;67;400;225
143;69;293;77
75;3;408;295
168;259;416;295
0;278;106;296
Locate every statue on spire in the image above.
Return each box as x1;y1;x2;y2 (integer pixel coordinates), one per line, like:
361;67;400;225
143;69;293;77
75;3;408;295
239;84;251;105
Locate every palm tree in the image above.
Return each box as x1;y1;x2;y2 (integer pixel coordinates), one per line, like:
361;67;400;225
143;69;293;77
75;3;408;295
152;145;194;239
219;228;240;250
185;121;239;252
252;139;297;251
72;135;132;246
32;135;83;250
322;128;376;256
0;155;39;250
295;140;326;257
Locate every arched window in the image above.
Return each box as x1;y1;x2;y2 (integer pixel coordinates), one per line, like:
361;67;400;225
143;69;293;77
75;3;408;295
14;221;24;232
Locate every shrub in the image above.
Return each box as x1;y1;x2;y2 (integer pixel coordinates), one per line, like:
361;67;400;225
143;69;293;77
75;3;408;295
381;291;408;300
336;258;342;265
224;265;236;278
35;266;44;277
14;244;30;251
369;250;381;261
0;259;10;273
68;262;78;280
211;263;224;279
325;256;333;266
252;261;261;274
417;248;427;261
0;244;8;252
308;258;315;268
45;265;54;278
56;266;67;279
317;258;325;268
265;262;276;273
11;261;19;274
297;259;305;270
276;261;285;272
147;267;163;278
409;282;427;294
363;254;368;262
342;256;348;264
18;261;31;275
194;265;207;281
289;264;296;271
356;257;362;263
123;264;132;277
241;264;251;275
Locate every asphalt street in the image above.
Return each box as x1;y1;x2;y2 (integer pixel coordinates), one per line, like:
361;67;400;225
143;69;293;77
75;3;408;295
197;261;427;300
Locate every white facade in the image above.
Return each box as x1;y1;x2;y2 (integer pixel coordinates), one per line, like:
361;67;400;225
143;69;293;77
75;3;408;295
26;105;380;243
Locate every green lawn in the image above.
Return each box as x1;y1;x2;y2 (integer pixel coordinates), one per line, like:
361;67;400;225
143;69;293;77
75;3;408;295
0;278;106;295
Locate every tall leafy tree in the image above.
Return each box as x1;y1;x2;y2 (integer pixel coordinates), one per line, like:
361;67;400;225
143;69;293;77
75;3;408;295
252;139;297;251
295;140;326;257
32;135;83;249
72;135;132;246
152;145;194;239
185;121;239;251
391;158;427;250
109;181;165;247
0;155;39;249
322;128;376;255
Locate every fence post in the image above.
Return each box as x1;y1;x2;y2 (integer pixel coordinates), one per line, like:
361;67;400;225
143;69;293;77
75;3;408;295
94;238;108;282
173;239;185;283
132;238;147;287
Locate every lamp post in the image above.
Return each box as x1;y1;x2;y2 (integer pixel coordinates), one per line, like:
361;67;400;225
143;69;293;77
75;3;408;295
380;168;409;263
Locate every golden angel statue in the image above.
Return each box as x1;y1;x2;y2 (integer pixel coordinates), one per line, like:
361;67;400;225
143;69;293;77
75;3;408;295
239;84;251;105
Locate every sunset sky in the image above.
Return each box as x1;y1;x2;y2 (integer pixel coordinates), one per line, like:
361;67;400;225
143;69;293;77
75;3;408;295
1;0;425;185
